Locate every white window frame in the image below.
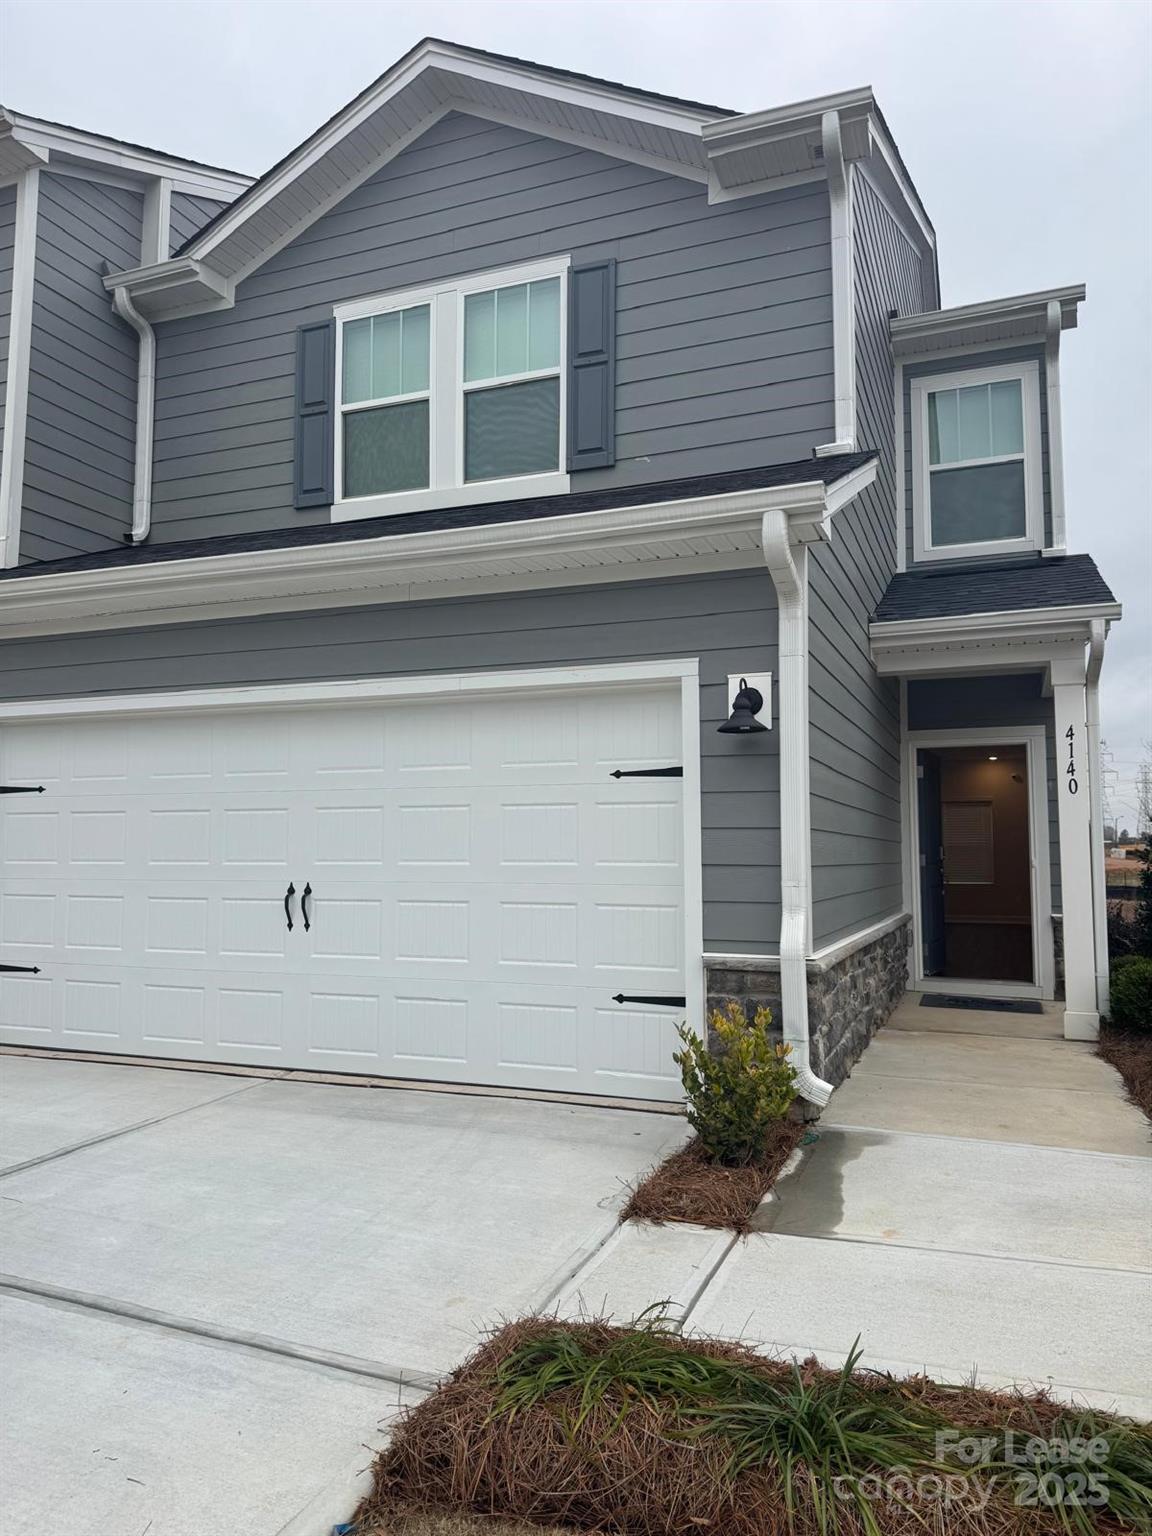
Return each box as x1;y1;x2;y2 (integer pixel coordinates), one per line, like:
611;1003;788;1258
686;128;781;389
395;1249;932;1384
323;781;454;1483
332;257;570;523
910;360;1043;563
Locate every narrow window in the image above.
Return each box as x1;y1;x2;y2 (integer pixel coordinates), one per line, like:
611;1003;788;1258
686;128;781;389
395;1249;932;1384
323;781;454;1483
926;377;1026;547
340;303;430;497
463;277;561;482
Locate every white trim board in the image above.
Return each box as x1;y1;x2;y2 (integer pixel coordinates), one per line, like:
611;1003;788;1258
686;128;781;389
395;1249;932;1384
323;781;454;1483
0;167;39;570
906;725;1055;1000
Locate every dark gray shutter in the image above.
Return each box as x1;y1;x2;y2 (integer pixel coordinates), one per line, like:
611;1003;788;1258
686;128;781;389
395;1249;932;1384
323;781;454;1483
567;259;616;471
294;320;335;509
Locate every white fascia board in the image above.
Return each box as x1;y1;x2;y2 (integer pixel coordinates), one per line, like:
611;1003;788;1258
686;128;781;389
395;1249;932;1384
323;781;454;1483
702;86;874;149
870;600;1121;644
1;112;251;199
100;257;234;311
891;286;1085;355
0;471;875;639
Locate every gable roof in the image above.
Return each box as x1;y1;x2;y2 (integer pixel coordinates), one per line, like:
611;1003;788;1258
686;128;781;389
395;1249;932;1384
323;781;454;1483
101;38;934;321
873;554;1117;623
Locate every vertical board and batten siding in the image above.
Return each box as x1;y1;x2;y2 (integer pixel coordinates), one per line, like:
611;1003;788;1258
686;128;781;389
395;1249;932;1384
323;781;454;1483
149;111;835;543
0;571;783;954
20;174;141;562
0;183;16;485
168;191;232;256
906;673;1061;911
902;343;1052;567
805;169;927;946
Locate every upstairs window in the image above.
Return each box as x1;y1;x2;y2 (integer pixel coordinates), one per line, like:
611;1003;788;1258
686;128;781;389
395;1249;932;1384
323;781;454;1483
911;361;1042;562
333;260;568;518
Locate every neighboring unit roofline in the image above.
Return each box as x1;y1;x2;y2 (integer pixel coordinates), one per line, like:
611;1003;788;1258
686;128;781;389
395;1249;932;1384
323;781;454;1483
0;107;253;199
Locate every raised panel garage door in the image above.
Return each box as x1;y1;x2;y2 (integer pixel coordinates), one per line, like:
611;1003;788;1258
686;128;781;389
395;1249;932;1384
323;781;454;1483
0;686;687;1099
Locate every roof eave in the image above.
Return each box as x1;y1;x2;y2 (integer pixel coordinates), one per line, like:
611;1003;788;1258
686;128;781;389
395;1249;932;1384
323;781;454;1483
0;465;877;640
891;285;1086;357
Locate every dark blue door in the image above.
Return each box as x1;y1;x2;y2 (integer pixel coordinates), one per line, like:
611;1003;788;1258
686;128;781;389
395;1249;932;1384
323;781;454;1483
917;749;946;977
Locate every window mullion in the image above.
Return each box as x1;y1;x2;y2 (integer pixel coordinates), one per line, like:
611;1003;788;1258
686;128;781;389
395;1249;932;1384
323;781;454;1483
431;288;458;492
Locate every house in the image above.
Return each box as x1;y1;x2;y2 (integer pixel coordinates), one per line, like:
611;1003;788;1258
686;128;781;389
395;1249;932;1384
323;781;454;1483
0;40;1120;1106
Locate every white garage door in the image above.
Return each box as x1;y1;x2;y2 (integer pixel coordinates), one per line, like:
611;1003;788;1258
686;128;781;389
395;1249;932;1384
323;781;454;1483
0;685;688;1099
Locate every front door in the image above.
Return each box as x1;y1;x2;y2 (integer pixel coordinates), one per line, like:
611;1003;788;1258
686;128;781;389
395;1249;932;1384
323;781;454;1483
917;749;946;976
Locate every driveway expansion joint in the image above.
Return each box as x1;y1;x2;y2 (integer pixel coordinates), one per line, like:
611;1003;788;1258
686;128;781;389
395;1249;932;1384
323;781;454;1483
0;1075;272;1180
0;1274;441;1394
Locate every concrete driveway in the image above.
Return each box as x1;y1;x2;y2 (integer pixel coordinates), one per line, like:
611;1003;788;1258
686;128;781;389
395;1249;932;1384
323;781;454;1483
0;1054;685;1536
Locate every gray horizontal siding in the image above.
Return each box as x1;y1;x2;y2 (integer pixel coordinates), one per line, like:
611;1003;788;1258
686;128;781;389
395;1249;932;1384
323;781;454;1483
150;111;835;542
906;673;1060;911
21;174;141;563
903;344;1052;568
0;570;783;954
168;191;231;255
805;170;925;946
0;182;16;486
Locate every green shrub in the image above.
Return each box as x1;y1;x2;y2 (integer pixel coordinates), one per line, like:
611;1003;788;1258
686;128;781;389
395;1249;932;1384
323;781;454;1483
674;1001;796;1166
1112;953;1144;976
1110;956;1152;1031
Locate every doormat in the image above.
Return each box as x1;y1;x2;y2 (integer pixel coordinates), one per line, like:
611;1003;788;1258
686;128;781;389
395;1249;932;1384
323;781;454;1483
921;993;1044;1015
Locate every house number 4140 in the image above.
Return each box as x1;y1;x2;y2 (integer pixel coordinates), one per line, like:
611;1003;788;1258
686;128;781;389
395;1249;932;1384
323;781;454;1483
1064;724;1079;796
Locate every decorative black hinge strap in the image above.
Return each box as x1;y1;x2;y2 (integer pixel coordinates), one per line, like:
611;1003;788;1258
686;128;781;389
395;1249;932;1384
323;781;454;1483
609;766;683;779
612;993;686;1006
1;785;46;794
0;964;41;974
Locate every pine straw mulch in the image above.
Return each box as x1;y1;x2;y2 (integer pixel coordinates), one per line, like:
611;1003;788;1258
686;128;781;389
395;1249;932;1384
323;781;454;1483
1098;1023;1152;1123
618;1120;806;1232
355;1507;577;1535
354;1318;1148;1536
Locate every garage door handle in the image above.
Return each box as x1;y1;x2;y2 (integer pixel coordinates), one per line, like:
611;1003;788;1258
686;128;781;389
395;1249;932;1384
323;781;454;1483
284;882;296;932
612;993;686;1007
301;882;312;932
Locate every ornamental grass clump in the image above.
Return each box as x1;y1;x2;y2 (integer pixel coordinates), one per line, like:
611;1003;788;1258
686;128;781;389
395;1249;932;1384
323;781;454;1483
674;1001;797;1165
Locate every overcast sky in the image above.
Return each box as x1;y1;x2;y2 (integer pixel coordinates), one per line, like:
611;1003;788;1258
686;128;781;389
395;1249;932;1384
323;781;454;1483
3;0;1149;826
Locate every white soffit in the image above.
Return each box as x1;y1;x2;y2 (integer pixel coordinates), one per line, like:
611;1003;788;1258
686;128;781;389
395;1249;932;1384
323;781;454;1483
891;286;1085;358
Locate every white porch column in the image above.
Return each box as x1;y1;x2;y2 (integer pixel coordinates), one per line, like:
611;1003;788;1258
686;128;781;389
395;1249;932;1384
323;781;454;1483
1050;654;1099;1040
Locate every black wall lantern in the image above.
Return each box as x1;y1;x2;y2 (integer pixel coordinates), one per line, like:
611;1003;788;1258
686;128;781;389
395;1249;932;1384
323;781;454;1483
718;677;769;734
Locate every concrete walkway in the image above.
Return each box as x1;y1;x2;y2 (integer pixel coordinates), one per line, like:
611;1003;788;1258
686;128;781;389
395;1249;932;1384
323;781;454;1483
561;994;1152;1419
826;993;1151;1155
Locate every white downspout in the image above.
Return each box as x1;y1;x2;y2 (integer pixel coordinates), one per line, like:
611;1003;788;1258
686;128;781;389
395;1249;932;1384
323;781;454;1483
814;107;856;458
112;285;155;544
762;507;832;1106
1045;299;1067;555
1086;619;1109;1017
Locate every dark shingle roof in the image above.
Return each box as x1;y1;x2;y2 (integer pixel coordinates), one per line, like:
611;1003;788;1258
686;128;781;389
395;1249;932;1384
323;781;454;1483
0;453;877;583
873;554;1116;623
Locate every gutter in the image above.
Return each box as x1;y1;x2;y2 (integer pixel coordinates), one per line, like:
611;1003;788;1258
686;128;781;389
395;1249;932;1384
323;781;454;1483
1085;619;1109;1017
110;286;156;544
761;507;832;1106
